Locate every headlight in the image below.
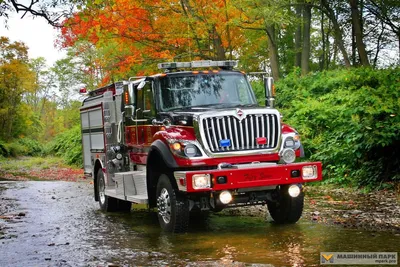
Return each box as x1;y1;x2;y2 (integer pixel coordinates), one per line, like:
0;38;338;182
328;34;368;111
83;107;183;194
192;174;211;189
169;141;202;158
281;148;296;163
283;134;301;149
184;144;198;157
284;136;295;148
302;165;318;179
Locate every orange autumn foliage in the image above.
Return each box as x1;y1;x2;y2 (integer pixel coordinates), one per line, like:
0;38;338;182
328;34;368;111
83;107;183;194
59;0;244;85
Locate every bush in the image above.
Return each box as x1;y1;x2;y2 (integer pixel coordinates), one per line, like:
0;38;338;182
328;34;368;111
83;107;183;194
46;125;82;166
0;140;9;157
17;138;43;156
0;138;43;157
276;67;400;188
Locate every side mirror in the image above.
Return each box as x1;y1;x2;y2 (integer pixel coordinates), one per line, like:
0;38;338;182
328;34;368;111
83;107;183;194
124;105;135;118
264;77;275;108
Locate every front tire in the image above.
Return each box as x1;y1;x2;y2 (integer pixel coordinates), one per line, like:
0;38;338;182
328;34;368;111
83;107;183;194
156;174;189;233
267;185;304;224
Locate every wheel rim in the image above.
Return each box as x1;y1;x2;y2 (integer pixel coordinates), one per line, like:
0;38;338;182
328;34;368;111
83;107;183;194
157;188;171;224
98;174;106;204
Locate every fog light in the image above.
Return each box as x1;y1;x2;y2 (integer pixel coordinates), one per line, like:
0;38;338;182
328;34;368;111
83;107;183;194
192;174;211;189
288;184;301;197
302;165;317;179
219;190;232;204
281;148;296;163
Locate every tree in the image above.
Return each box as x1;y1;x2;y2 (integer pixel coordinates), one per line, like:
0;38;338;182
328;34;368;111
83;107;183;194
0;37;35;140
27;57;56;119
234;0;296;80
349;0;370;66
364;0;400;64
59;0;245;84
301;1;312;74
319;0;352;68
1;0;77;27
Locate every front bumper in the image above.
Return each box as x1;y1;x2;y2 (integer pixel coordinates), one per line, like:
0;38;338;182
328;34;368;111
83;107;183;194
174;162;322;193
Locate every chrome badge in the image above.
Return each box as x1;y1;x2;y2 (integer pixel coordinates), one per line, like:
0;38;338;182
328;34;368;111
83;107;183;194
235;108;245;121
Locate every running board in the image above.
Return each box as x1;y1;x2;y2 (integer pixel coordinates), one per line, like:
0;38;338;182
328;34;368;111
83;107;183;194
105;171;149;204
105;189;148;204
126;194;148;204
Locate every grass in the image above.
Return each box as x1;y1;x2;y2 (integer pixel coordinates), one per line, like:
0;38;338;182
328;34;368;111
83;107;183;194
0;156;72;171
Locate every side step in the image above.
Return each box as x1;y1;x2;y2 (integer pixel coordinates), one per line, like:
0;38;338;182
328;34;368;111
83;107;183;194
105;171;149;204
126;194;148;204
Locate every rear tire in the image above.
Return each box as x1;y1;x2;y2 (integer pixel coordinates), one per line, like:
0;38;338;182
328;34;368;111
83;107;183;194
267;185;304;224
96;170;118;212
156;174;189;233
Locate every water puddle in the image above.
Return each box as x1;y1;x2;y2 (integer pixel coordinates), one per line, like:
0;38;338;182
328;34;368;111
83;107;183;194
0;181;398;266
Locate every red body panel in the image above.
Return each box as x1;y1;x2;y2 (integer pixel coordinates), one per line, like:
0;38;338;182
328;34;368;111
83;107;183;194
127;123;303;169
183;162;322;192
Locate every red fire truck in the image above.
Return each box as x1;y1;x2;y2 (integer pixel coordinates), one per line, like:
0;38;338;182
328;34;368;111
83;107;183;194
80;60;322;232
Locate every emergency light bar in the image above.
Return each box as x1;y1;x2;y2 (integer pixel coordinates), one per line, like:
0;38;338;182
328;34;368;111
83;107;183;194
158;60;237;70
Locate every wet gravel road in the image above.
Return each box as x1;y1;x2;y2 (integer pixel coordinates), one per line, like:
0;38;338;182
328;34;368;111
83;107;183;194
0;181;399;266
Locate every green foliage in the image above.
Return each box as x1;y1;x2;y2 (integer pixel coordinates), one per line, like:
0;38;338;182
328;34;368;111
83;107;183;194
0;140;9;157
47;125;82;166
17;138;43;156
276;67;400;188
0;138;43;157
250;80;265;106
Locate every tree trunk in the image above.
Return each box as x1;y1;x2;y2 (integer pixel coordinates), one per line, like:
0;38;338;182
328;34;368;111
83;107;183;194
321;0;351;68
294;0;303;67
266;25;280;81
351;21;357;65
349;0;370;66
223;0;233;60
319;9;325;71
212;27;226;60
373;21;385;67
301;3;311;75
326;19;332;69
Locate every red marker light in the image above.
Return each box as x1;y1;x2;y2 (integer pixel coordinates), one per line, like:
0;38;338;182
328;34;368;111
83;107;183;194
256;137;267;145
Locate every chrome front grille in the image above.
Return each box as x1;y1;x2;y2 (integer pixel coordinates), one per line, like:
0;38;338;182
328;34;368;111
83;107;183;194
200;111;280;153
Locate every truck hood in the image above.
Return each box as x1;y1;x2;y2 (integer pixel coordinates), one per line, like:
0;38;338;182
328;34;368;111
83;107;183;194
162;107;279;127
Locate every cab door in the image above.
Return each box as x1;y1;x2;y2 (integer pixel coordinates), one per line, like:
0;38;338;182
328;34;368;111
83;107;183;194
132;81;157;164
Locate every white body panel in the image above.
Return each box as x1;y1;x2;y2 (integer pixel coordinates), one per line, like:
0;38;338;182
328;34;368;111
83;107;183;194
80;85;149;204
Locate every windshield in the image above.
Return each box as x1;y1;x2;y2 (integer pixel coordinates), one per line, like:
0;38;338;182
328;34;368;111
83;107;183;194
159;73;257;111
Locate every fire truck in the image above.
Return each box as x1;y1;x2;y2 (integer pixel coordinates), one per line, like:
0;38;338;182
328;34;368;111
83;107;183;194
80;60;322;232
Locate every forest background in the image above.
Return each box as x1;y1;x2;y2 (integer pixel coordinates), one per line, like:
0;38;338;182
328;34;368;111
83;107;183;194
0;0;399;189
